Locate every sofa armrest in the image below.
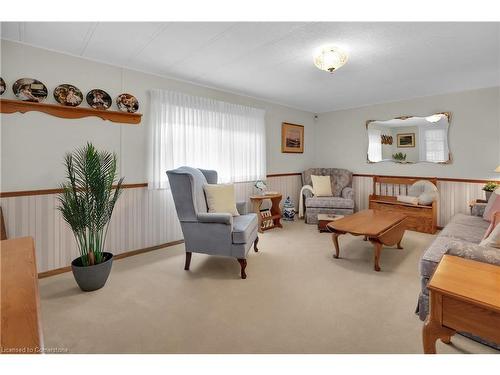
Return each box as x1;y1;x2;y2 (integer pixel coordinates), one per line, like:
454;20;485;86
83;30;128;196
341;186;354;201
197;213;233;226
471;202;487;217
445;240;500;266
236;201;247;215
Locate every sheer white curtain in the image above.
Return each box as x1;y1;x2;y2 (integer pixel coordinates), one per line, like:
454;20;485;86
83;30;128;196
148;89;266;189
367;128;382;162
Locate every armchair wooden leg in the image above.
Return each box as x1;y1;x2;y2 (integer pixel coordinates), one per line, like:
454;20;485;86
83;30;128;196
184;252;192;270
237;258;247;279
254;236;259;252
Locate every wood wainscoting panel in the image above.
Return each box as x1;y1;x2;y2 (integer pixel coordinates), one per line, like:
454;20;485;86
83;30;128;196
0;188;183;273
0;175;302;274
0;174;488;274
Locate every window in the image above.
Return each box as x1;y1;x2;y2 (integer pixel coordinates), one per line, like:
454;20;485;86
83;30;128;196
424;129;447;162
367;128;382;162
148;90;266;189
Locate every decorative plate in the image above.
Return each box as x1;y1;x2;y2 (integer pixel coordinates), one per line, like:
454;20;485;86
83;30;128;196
116;93;139;113
12;78;48;102
0;77;5;95
86;89;112;110
53;84;83;107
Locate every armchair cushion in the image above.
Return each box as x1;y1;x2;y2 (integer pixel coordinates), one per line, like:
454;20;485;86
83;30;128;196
232;214;258;244
236;201;247;215
197;212;233;225
305;196;354;209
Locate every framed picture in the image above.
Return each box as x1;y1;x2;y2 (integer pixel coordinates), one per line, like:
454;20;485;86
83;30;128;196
397;133;415;148
281;122;304;153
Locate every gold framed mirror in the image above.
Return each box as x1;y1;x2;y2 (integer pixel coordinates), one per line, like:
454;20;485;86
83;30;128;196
366;112;451;164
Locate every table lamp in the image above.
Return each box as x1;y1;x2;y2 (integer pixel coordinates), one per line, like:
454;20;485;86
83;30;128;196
496;165;500;173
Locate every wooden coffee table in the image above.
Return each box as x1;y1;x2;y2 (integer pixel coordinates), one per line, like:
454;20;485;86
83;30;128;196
327;209;407;271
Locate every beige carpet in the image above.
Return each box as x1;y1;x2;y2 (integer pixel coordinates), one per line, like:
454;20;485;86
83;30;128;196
39;220;497;354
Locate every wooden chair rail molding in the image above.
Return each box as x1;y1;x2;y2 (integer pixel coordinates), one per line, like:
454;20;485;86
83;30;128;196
0;98;142;125
0;173;497;198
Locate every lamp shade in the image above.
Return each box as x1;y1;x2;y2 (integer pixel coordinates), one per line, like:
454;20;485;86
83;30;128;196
495;165;500;173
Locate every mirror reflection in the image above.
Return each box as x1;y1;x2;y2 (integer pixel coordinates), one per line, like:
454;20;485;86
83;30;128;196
366;113;451;164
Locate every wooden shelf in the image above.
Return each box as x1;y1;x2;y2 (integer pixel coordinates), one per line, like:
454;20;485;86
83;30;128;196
0;98;142;125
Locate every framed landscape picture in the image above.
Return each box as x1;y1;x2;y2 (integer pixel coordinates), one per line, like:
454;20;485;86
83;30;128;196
397;133;415;148
281;122;304;153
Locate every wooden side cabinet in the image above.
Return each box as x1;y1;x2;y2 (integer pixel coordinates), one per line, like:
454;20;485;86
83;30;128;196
249;194;283;233
422;255;500;354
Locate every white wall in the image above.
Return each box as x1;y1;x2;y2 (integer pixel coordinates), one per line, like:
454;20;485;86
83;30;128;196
315;87;500;180
1;40;316;191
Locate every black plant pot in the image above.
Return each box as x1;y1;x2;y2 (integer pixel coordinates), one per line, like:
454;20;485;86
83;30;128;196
71;252;113;292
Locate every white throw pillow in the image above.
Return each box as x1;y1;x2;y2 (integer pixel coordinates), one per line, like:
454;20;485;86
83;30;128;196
311;175;333;197
479;221;500;248
408;180;438;206
203;184;239;216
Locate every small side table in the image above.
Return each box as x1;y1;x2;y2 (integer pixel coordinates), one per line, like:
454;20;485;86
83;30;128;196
422;255;500;354
249;194;283;233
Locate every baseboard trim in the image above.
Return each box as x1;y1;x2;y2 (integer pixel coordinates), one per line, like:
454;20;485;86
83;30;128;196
37;239;184;279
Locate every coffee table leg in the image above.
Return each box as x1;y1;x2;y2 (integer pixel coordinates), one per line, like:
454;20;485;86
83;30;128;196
373;242;382;272
331;233;341;259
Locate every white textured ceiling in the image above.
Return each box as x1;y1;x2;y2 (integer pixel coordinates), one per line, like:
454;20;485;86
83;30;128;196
1;22;499;113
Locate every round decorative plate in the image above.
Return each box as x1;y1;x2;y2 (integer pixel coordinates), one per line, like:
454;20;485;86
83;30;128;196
12;78;48;102
116;93;139;113
0;77;6;95
86;89;112;110
53;84;83;107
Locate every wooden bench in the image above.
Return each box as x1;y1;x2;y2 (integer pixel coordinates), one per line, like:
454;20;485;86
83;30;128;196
369;176;438;234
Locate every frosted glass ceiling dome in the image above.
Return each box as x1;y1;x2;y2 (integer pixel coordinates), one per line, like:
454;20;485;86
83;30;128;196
313;45;348;73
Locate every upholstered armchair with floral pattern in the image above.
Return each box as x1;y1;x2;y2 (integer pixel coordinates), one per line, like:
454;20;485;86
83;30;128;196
301;168;355;224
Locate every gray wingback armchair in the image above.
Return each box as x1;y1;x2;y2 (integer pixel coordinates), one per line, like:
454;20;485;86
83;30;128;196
166;166;259;279
302;168;355;224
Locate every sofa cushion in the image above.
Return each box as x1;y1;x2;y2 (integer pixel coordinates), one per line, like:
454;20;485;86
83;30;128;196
448;213;490;229
439;221;487;243
305;196;354;209
232;213;258;244
447;240;500;264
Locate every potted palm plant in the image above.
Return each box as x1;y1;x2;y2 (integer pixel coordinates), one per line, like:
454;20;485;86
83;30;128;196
58;143;124;291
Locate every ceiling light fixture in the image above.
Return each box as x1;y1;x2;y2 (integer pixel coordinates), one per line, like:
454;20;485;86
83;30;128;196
313;45;348;73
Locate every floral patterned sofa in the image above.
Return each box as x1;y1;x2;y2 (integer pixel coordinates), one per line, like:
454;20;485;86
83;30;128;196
301;168;354;224
416;203;500;349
